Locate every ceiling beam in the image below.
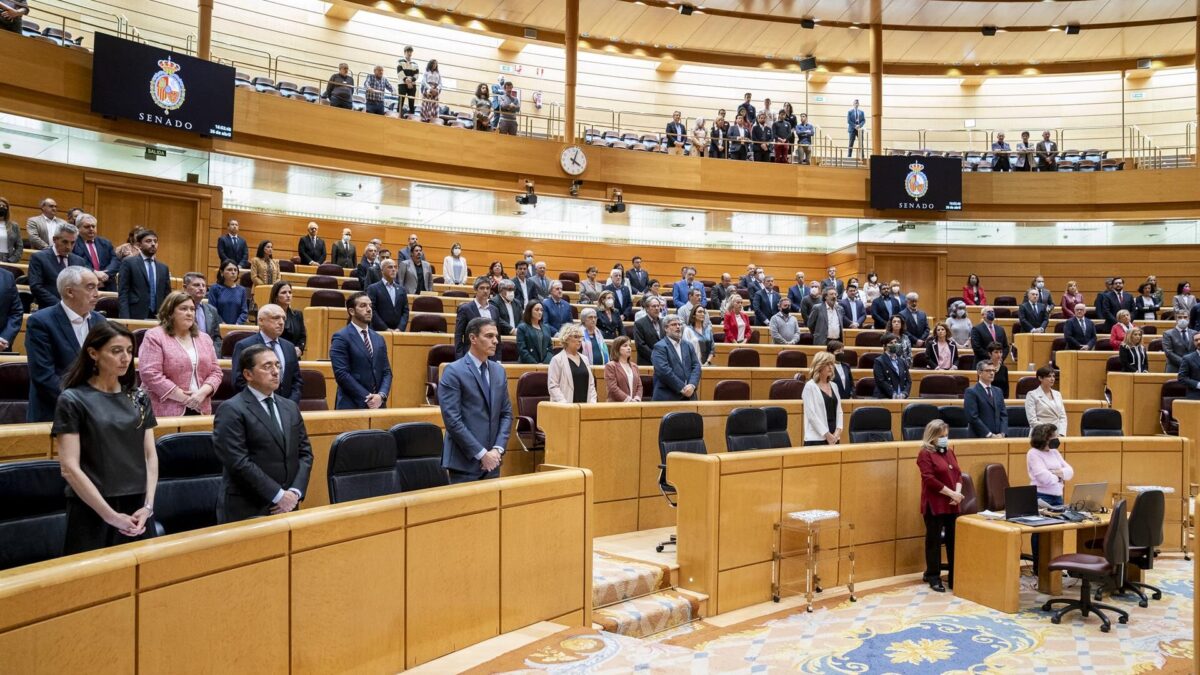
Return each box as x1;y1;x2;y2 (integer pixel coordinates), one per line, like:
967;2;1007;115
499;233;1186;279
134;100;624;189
324;2;358;21
497;38;527;54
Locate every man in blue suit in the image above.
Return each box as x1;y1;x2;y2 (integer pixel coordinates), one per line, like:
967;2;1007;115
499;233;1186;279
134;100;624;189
672;267;706;309
330;292;392;410
652;314;701;401
439;317;513;483
839;285;867;328
1177;333;1200;400
26;267;106;422
455;278;500;359
72;214;119;291
870;284;902;330
786;271;808;309
0;267;23;353
1063;303;1097;350
231;304;303;403
216;219;249;268
752;275;781;325
847;99;865;157
964;361;1008;438
116;229;171;320
366;258;409;332
28;222;85;310
604;269;634;320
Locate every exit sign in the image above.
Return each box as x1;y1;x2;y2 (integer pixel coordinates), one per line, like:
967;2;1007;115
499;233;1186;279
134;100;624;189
814;96;825;102
1130;92;1146;100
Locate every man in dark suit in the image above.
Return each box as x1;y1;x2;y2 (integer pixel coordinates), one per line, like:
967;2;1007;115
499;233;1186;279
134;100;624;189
354;244;383;290
28;222;85;309
397;244;433;295
727;118;748;160
116;229;171;320
799;282;824;322
231;305;303;403
511;260;541;308
440;317;512;483
736;92;755;123
752;275;781;325
331;228;357;269
1100;277;1134;332
491;279;522;336
213;344;313;523
216;219;249;268
184;271;223;355
1017;289;1050;334
964;361;1008;438
786;271;807;309
1063;302;1097;351
827;341;854;401
366;258;409;332
970;308;1009;361
1178;333;1200;399
1163;310;1196;373
711;273;736;309
872;335;911;399
751;111;774;163
72;214;119;291
652;314;700;401
0;267;22;353
839;285;867;328
397;233;418;262
604;269;635;320
634;297;666;366
26;267;105;421
297;221;327;265
330;292;392;409
820;267;845;297
847;99;865;157
899;293;930;347
531;262;552;297
455;278;500;359
664;110;687;155
870;285;902;330
627;256;650;294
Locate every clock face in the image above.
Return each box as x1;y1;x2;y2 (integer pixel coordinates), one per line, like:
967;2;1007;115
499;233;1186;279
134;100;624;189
560;146;587;176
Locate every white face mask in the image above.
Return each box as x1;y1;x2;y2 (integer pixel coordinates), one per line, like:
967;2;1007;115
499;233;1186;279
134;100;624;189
756;272;765;280
1178;319;1189;331
1036;281;1044;289
502;291;513;301
604;298;614;308
342;234;351;242
452;249;461;256
891;286;901;295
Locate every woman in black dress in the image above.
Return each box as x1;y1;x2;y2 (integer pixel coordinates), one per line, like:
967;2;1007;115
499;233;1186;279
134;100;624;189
54;322;158;554
270;281;306;357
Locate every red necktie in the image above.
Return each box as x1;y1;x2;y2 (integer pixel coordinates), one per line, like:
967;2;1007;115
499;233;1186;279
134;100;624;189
988;324;996;341
361;329;373;356
87;241;100;269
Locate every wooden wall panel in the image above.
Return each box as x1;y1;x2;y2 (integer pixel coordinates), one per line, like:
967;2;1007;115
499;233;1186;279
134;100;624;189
0;599;134;675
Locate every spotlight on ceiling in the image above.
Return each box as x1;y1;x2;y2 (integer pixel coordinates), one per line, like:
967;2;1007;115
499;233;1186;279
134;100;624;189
514;180;537;207
605;189;625;214
1065;24;1080;35
800;17;815;29
981;25;997;36
678;4;695;15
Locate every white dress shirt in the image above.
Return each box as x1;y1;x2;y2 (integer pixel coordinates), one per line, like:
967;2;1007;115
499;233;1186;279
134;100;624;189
247;385;301;504
60;302;88;346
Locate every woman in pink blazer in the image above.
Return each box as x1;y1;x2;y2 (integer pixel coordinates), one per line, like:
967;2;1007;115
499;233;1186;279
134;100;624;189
138;291;224;417
604;336;643;402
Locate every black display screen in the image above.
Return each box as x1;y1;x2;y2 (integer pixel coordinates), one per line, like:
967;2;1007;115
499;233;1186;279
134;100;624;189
90;32;234;138
869;155;962;212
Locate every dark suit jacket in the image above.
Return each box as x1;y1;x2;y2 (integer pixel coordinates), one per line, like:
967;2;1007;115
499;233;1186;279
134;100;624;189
355;260;382;290
439;355;513;475
651;337;701;401
197;302;223;355
117;255;171;320
512;275;542;308
634;314;665;366
0;269;23;348
283;308;307;354
366;280;409;332
787;284;807;309
839;297;867;327
72;237;119;290
516;322;553;364
330;323;393;409
964;384;1008;437
490;296;522;335
970;321;1009;361
1119;345;1149;373
1017;301;1049;333
1063;317;1097;350
1100;290;1135;331
870;295;902;330
298;235;327;264
25;305;106;422
454;301;500;359
627;268;650;294
1162;327;1196;373
604;283;634;320
664;121;687;147
752;288;781;325
832;361;854;400
1179;351;1200;399
899;307;930;344
331;240;357;269
872;353;911;399
231;333;303;403
924;340;959;369
28;249;86;309
213;388;313;523
216;234;249;268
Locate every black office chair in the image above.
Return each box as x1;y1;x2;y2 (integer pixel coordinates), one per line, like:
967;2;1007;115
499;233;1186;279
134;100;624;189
656;412;707;552
327;430;399;504
0;460;67;570
1119;489;1165;607
938;405;971;439
762;406;791;448
1005;405;1030;438
901;403;940;441
389;422;449;492
1080;408;1122;437
153;432;222;536
725;408;771;452
847;407;893;443
1043;499;1130;632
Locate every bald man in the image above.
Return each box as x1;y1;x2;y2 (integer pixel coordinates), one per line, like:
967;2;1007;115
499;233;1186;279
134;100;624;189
298;221;326;264
231;304;303;403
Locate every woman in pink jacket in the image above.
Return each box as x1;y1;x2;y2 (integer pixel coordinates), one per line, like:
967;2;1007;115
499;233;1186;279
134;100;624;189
138;291;224;417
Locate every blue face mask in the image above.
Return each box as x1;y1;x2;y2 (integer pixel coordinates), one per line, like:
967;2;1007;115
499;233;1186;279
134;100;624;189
935;437;949;452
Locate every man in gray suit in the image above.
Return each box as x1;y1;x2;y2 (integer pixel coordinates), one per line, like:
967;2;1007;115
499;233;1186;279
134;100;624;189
439;317;513;483
26;196;68;250
399;243;434;294
807;289;846;346
651;314;701;401
1163;309;1196;373
213;344;313;523
184;271;223;355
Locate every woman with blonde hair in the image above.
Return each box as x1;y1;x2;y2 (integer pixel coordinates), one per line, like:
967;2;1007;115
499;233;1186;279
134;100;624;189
801;351;842;446
547;323;597;403
917;419;962;592
1061;280;1085;319
1110;309;1134;347
1119;326;1149;373
722;294;752;344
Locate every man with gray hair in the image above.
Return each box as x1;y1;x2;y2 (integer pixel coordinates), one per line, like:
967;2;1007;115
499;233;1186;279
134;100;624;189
366;257;408;332
231;303;303;403
634;296;665;365
491;278;522;336
71;213;119;290
26;196;67;250
651;314;700;401
899;291;930;347
964;359;1008;438
541;280;572;333
28;221;85;309
25;266;105;421
363;64;393;115
184;271;222;354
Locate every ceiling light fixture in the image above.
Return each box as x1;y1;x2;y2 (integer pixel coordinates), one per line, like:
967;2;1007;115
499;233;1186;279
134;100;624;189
678;4;694;15
800;18;815;29
981;26;997;36
1065;24;1080;35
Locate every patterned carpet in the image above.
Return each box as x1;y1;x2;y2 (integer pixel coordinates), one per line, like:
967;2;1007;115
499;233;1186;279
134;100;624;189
471;557;1194;674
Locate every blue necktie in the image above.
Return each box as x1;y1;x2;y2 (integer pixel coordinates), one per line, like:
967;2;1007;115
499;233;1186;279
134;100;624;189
145;259;157;314
479;362;490;408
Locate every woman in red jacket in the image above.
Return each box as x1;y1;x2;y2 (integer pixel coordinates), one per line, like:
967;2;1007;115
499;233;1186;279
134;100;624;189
722;295;753;344
917;419;964;592
962;273;986;306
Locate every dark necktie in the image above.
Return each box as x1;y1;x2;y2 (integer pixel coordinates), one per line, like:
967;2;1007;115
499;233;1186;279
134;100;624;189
145;259;157;312
361;329;373;356
479;362;490;407
263;395;284;442
268;340;281;375
58;256;66;269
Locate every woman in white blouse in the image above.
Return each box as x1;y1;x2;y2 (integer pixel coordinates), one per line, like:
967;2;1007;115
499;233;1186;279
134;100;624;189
547;323;597;403
441;243;468;285
802;352;843;446
1024;365;1067;436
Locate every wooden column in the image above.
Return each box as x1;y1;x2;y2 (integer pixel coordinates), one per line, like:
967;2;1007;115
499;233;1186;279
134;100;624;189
197;0;213;60
564;0;579;144
869;22;883;156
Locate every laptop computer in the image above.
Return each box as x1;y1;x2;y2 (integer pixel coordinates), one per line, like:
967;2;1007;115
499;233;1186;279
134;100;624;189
1067;482;1108;512
1005;486;1060;527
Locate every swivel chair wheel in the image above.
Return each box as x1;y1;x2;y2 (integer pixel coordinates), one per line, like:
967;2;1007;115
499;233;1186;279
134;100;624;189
1050;616;1061;625
772;594;780;603
1152;591;1163;600
1041;602;1052;611
1118;615;1128;624
1138;599;1148;608
1100;624;1110;633
1094;589;1103;601
655;545;665;553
